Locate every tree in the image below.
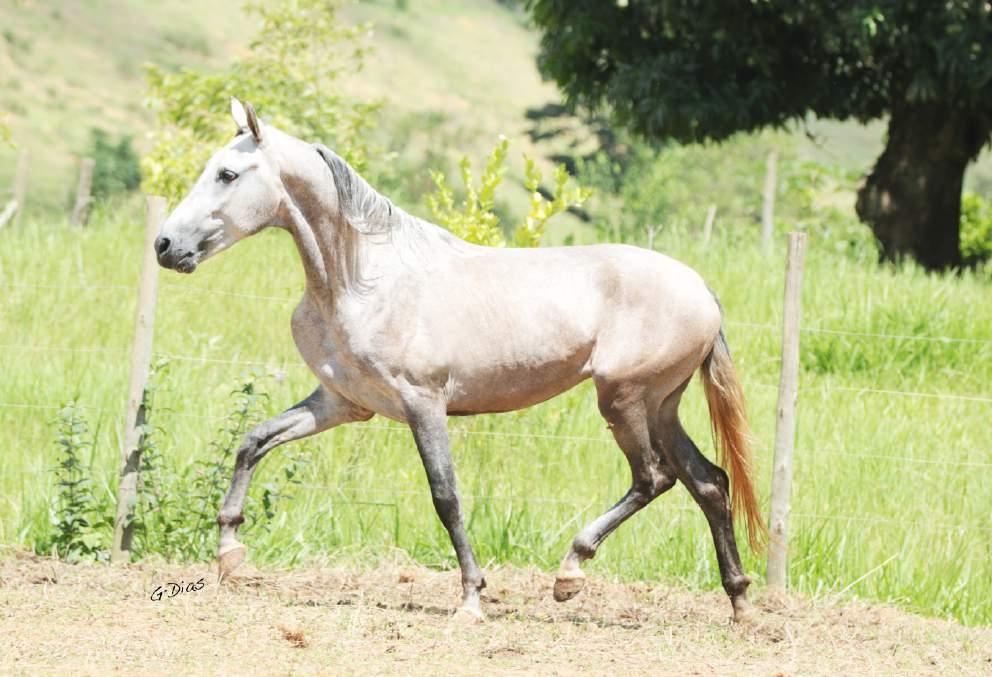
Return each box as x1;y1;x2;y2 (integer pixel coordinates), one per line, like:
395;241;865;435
528;1;992;270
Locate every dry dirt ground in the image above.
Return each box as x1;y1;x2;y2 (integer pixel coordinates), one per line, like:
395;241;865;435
1;551;989;676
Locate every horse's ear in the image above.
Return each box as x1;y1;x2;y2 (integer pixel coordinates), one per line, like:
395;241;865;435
230;97;249;133
245;102;263;143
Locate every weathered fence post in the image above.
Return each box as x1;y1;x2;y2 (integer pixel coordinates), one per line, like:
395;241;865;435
12;150;28;226
702;204;717;248
111;195;165;563
0;200;16;230
766;231;807;590
70;157;96;227
761;150;778;252
645;223;662;251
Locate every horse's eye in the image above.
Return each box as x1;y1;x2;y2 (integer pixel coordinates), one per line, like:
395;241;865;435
218;169;238;184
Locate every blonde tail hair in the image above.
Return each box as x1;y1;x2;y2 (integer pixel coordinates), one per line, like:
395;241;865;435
701;328;767;552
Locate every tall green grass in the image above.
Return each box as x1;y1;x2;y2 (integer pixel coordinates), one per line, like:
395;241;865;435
2;199;990;624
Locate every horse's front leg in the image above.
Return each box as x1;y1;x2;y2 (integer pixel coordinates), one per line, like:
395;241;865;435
217;384;371;576
405;398;486;620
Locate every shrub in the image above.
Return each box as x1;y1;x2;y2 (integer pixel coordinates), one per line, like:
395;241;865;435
142;0;378;204
427;137;591;247
81;128;142;200
35;367;306;563
37;403;113;562
960;192;992;266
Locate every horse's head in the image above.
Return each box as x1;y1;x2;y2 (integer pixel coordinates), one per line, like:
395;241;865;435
155;98;283;273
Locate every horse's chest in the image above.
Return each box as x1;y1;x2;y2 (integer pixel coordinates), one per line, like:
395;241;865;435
291;302;408;420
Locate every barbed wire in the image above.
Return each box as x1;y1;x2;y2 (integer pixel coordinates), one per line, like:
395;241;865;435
289;484;992;533
160;282;300;303
0;400;221;422
3;342;989;405
3;400;987;470
3;280;989;346
811;385;992;404
727;320;992;346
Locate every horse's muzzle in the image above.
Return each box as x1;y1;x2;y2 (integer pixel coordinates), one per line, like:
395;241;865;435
154;236;198;273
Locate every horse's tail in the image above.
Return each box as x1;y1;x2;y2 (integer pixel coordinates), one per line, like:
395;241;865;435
700;326;767;553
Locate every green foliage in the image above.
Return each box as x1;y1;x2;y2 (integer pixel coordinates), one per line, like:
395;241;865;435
142;0;378;203
81;129;142;200
576;132;876;259
427;137;509;246
528;0;992;269
427;137;591;246
131;367;307;562
183;377;269;560
0;116;10;146
960;192;992;265
517;156;592;247
5;205;992;624
39;403;112;563
33;362;304;564
528;1;992;144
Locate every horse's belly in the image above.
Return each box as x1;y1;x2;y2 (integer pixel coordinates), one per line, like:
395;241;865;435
444;345;593;415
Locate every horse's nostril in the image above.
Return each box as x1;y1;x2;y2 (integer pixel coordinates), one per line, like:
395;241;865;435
155;236;171;257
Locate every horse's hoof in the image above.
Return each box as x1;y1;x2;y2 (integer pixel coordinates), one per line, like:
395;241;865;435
451;605;485;624
553;571;586;602
218;543;246;578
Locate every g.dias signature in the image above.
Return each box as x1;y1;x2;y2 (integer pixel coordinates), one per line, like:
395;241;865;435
150;578;206;601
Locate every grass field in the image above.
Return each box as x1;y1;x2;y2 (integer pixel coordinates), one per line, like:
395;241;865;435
2;197;990;626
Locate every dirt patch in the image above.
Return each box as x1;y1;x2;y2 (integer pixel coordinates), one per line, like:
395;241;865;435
1;550;989;676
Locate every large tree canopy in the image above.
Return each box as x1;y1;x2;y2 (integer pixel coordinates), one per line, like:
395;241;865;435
529;0;992;269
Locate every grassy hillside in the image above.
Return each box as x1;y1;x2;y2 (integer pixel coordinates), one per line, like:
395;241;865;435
0;0;581;229
0;0;256;215
2;0;988;227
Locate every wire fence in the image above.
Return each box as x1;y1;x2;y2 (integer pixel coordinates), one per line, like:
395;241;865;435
285;484;992;534
2;400;989;471
3;339;991;404
2;277;990;544
4;278;992;347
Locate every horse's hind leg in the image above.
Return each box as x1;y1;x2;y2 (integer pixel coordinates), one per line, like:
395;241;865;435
554;384;677;602
654;392;752;621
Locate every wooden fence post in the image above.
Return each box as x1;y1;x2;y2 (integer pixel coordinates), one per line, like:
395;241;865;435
766;231;807;590
761;150;778;252
0;200;16;230
70;157;96;227
111;195;165;563
12;150;28;226
645;223;662;251
702;204;717;248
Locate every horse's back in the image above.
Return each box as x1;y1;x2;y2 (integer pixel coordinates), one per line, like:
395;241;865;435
417;242;721;402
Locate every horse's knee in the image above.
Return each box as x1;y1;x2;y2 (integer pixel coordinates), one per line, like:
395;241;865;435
634;465;676;500
235;430;264;465
696;479;730;513
653;472;677;496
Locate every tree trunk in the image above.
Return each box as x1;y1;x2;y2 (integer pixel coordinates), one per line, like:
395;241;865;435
856;104;989;271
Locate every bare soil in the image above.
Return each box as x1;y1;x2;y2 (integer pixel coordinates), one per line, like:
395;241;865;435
1;550;989;676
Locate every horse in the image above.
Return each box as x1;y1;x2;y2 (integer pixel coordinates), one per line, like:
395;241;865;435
154;98;765;623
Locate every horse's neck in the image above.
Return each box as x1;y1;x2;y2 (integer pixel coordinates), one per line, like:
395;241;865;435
275;135;465;314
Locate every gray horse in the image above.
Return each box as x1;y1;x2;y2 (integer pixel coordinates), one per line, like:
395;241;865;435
155;99;765;622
